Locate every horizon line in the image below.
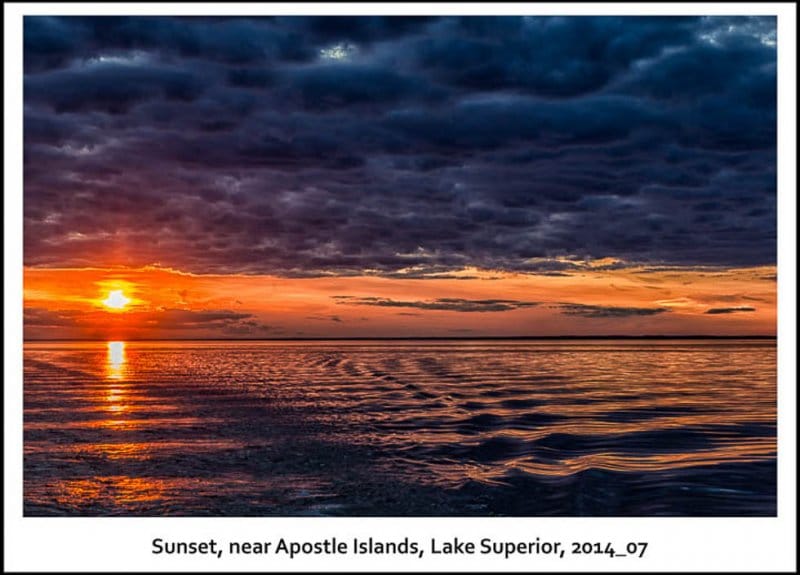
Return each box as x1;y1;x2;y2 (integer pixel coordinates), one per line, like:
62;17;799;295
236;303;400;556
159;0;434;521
23;335;778;342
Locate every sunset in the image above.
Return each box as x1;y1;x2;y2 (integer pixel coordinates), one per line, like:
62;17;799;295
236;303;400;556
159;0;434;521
102;290;131;310
24;263;776;340
22;15;777;520
21;15;777;341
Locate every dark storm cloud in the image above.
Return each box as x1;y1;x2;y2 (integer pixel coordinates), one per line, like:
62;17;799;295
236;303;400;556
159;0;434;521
704;306;757;315
283;16;439;44
410;16;700;98
23;16;313;72
25;63;206;114
336;296;538;312
23;16;777;276
557;304;670;318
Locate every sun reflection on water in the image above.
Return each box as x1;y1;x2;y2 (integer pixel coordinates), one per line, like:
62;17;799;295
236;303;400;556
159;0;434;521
104;341;130;423
106;341;126;381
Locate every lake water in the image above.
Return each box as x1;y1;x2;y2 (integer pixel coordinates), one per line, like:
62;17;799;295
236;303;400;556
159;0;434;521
23;339;776;516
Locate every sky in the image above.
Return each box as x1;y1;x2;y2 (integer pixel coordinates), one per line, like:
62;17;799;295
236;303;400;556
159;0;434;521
22;16;777;339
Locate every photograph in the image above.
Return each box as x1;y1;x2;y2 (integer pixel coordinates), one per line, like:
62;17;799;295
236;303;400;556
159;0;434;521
22;14;777;518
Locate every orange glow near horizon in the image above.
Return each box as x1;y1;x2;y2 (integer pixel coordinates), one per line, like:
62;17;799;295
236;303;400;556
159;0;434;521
23;264;777;339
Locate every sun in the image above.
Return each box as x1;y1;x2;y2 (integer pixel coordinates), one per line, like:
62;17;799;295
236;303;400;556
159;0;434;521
102;289;131;310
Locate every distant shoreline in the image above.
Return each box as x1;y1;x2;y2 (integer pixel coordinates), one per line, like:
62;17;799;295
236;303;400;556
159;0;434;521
23;335;777;342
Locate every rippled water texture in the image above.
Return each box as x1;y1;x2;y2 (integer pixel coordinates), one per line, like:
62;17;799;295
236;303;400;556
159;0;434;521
24;339;776;516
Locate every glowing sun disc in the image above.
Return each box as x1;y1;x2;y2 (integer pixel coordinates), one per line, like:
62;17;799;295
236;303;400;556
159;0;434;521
103;290;130;310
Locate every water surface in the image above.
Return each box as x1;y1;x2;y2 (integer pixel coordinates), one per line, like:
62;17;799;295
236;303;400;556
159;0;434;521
24;339;776;515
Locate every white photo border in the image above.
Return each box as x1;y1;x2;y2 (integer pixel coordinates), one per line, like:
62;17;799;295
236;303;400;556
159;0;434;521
4;3;796;572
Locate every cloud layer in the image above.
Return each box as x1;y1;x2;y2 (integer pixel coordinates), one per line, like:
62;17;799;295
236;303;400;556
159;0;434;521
334;296;539;312
24;16;776;276
556;304;670;318
23;306;273;337
704;306;757;315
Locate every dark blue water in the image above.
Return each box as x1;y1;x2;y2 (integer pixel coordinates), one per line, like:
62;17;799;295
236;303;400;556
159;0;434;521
24;339;776;515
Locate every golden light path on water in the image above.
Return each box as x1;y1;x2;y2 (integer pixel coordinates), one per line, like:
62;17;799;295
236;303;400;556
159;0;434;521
106;341;126;380
104;342;132;429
